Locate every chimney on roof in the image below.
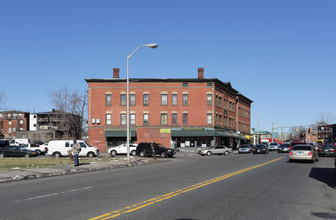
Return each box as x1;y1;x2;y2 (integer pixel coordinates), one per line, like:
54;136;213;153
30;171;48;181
198;68;204;79
113;68;120;79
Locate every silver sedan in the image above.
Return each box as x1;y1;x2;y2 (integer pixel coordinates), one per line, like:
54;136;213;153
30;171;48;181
289;145;318;163
198;145;232;156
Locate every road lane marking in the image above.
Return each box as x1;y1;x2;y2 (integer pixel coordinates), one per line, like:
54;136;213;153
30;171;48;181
14;186;93;203
89;157;284;220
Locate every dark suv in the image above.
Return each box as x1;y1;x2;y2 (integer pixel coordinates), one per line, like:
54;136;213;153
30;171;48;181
0;139;10;148
136;142;175;158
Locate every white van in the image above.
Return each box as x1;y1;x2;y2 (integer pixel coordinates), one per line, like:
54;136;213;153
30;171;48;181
47;140;99;157
9;139;31;147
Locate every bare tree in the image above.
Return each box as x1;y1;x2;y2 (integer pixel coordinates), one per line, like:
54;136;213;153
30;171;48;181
50;87;87;139
69;90;87;138
314;113;335;126
0;92;6;109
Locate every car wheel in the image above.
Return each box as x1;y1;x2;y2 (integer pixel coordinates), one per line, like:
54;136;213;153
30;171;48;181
111;150;117;157
206;151;212;156
289;159;293;163
161;152;168;158
24;153;30;158
140;151;146;157
224;151;229;156
53;152;61;158
131;150;137;156
87;152;95;157
36;150;41;155
0;153;4;158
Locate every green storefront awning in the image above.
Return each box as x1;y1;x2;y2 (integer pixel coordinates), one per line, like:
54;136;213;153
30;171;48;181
229;133;249;140
215;131;233;137
105;130;136;137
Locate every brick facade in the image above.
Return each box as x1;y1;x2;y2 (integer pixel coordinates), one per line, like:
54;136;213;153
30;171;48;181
0;111;29;139
86;68;252;152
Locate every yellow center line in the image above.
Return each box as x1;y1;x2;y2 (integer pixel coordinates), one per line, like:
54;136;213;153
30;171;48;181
89;157;284;220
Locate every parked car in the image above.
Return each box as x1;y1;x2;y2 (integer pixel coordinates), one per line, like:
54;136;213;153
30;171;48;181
0;146;38;158
252;144;268;154
278;143;290;153
0;139;10;148
199;145;232;156
268;142;280;151
107;143;138;156
318;144;336;157
136;142;175;158
238;145;252;154
289;144;318;163
47;140;99;157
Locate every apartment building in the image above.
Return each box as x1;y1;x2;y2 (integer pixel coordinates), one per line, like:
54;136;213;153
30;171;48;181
86;68;253;152
0;109;81;142
0;111;29;139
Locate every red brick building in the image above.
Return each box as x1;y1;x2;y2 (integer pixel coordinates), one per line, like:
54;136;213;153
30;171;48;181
86;68;253;152
0;111;29;139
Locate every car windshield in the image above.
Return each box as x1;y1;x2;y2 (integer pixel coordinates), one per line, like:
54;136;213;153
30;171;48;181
270;143;277;145
292;145;312;151
240;146;250;148
280;144;290;147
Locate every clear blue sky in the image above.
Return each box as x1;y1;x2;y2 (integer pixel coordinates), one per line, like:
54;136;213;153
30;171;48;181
1;0;335;132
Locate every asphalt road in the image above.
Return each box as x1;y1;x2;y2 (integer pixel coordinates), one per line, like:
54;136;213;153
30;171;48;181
0;152;335;220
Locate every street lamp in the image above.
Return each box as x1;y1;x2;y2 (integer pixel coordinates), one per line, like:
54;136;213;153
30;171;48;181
256;109;270;144
126;43;158;163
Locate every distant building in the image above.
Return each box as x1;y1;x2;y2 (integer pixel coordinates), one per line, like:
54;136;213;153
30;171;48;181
0;109;81;143
86;68;253;152
318;124;336;143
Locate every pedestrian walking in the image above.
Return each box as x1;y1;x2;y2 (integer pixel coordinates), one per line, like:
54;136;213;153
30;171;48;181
69;140;81;166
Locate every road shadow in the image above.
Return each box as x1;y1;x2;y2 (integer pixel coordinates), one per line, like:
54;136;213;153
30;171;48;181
311;212;336;219
309;167;336;189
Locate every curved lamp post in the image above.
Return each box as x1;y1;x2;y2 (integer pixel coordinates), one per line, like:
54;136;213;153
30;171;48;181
127;43;158;163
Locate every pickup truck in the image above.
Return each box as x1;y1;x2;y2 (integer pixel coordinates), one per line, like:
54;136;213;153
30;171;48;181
22;143;48;155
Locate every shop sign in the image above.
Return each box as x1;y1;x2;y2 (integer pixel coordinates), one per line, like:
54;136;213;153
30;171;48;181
160;129;171;133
